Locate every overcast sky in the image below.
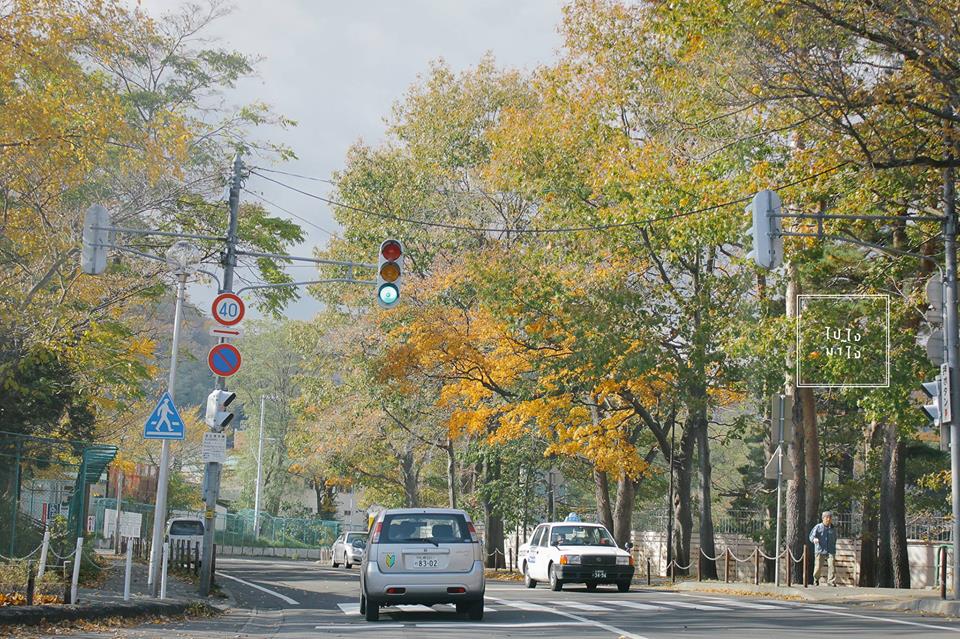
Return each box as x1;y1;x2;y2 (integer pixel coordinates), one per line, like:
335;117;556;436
142;0;566;320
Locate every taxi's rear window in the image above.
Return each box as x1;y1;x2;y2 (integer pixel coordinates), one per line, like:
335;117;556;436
381;514;470;544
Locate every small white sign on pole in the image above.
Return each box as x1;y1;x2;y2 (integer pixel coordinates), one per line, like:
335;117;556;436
202;431;228;464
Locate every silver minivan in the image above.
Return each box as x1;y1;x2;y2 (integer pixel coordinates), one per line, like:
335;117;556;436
360;508;485;622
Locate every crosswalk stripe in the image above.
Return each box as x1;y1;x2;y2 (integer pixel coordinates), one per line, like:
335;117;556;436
777;601;846;610
601;600;669;611
650;599;728;611
559;601;614;612
502;600;552;612
396;604;442;612
699;597;782;610
336;602;498;615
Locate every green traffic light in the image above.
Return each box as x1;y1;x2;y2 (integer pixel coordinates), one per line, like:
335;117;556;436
378;283;399;306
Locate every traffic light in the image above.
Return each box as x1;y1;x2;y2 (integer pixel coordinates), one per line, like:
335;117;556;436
746;189;783;270
81;204;110;275
921;377;942;428
376;239;403;308
920;274;946;365
205;390;236;431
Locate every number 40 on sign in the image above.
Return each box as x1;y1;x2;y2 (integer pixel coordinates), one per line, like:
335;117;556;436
212;292;244;326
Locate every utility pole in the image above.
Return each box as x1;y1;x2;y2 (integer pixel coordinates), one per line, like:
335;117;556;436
253;394;266;538
943;160;960;600
199;154;243;597
148;270;188;592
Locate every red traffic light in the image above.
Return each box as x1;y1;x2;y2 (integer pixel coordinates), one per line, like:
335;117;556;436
381;240;402;261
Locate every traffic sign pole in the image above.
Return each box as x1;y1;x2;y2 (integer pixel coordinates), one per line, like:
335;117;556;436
199;155;242;597
148;271;187;593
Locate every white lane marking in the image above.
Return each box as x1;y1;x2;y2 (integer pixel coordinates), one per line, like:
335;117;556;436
489;596;651;639
699;597;782;610
338;603;360;615
791;606;960;633
652;599;728;611
316;624;409;630
601;600;670;611
216;571;299;605
560;601;614;612
395;604;438;613
417;622;588;629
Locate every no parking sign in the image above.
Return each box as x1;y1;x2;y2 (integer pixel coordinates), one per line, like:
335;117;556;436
208;343;242;377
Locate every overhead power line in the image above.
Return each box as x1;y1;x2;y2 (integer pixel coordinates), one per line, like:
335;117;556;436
250;166;338;185
249;162;853;235
245;189;340;238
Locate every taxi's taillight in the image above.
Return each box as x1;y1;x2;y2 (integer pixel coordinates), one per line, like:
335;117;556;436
371;521;382;543
467;522;478;542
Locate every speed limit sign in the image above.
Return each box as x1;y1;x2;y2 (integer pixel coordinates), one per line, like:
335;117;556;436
212;293;245;326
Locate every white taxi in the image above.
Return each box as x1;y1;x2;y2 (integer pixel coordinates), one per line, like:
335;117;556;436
519;520;634;592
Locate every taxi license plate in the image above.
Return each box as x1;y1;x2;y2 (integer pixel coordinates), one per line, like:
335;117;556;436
408;555;442;570
593;570;607;579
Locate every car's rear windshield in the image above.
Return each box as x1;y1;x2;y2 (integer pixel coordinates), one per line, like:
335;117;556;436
381;513;471;544
169;520;204;536
346;532;367;543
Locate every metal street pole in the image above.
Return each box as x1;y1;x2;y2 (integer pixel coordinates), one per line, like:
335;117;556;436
774;394;785;587
943;161;960;600
253;394;266;538
199;154;243;597
665;420;675;577
148;271;188;592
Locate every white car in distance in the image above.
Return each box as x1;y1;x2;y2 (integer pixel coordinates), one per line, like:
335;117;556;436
519;521;635;592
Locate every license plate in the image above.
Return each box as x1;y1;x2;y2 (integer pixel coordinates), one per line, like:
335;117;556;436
408;555;443;570
593;570;607;579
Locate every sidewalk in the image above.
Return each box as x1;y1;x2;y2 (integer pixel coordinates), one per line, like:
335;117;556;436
671;580;960;617
0;550;223;627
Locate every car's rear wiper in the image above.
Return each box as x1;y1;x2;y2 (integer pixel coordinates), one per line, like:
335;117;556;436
412;537;440;547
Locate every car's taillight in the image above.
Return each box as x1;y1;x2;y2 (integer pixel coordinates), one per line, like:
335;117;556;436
371;521;382;543
467;522;478;543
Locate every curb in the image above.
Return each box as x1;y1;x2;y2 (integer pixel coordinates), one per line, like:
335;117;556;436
0;599;192;627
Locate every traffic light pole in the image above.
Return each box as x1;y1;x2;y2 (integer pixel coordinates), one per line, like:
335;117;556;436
198;155;243;597
943;164;960;600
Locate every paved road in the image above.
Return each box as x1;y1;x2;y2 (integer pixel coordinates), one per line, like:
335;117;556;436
49;558;960;638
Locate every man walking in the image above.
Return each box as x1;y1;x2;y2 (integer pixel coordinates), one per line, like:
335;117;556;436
809;511;837;586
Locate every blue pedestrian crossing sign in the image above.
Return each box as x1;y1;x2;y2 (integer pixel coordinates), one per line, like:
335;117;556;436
143;392;185;440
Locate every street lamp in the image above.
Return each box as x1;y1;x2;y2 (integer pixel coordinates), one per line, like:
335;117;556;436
147;241;201;592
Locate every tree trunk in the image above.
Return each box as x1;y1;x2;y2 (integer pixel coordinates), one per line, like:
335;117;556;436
446;438;457;509
314;480;324;515
594;470;614;533
697;414;719;580
400;450;419;508
878;423;910;587
800;386;819;584
784;262;806;583
482;451;505;568
858;421;882;587
613;474;635;547
785;393;806;583
673;427;696;575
